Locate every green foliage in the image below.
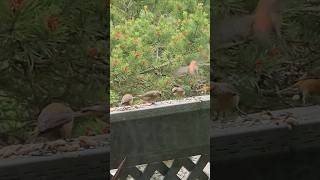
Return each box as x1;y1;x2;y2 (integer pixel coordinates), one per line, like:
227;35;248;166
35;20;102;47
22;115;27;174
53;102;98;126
111;0;210;106
0;0;107;140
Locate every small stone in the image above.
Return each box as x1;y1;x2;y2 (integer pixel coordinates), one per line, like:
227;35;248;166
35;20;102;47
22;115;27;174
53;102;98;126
292;94;300;101
49;139;67;148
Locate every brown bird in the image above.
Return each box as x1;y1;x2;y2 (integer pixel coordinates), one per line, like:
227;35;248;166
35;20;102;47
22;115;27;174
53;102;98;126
188;60;198;75
174;60;199;77
172;87;185;97
80;103;107;117
120;94;134;106
292;79;320;105
37;103;83;140
137;90;161;104
196;82;211;94
211;82;246;120
213;0;284;49
174;66;189;77
253;0;284;47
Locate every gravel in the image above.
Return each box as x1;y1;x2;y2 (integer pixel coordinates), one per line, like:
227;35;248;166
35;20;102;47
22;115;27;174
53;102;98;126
0;135;108;160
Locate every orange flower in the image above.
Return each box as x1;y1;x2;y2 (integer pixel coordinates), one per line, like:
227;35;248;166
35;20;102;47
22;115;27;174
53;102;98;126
47;15;59;32
122;65;129;73
115;31;122;40
111;59;120;66
135;52;141;59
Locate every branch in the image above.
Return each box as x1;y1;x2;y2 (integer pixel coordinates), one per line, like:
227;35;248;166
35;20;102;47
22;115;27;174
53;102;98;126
139;61;171;74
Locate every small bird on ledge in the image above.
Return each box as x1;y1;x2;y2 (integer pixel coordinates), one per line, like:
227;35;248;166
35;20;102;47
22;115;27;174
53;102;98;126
37;103;81;140
172;86;185;98
211;82;246;121
120;94;134;106
36;102;108;141
136;90;162;104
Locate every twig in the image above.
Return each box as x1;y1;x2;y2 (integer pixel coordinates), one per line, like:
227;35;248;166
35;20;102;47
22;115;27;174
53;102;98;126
139;61;170;74
275;85;295;108
216;40;248;50
112;157;127;180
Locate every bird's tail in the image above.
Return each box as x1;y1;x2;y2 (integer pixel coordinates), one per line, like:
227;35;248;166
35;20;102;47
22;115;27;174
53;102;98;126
236;106;247;116
278;83;299;93
72;111;87;118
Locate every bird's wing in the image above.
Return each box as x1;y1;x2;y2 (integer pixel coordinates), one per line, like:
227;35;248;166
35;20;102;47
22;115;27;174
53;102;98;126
174;66;189;77
212;82;238;95
141;91;153;97
38;112;73;133
81;104;106;112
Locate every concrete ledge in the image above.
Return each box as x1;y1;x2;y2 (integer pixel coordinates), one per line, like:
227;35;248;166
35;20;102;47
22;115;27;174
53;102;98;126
110;95;210;168
0;147;109;180
211;106;320;162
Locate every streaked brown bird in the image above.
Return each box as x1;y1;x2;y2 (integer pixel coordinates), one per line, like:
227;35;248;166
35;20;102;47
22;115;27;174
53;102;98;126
211;82;246;120
172;87;185;97
137;90;161;104
37;103;82;140
120;94;134;106
80;103;107;117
